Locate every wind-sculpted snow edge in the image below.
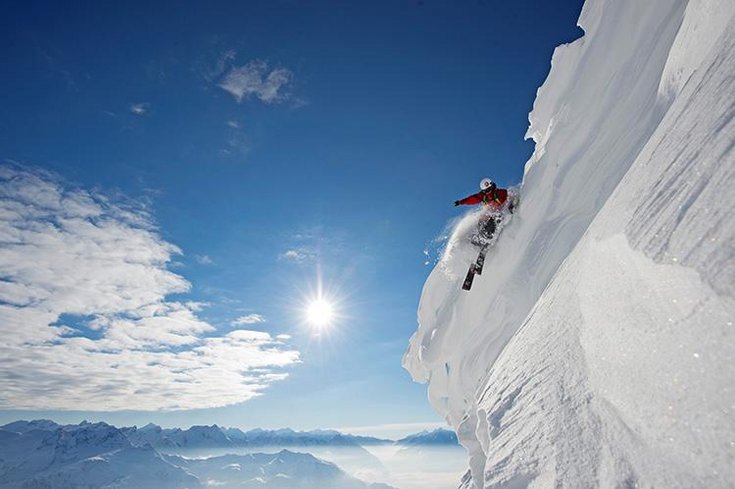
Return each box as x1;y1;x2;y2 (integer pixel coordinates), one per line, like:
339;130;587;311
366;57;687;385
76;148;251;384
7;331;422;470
404;1;735;487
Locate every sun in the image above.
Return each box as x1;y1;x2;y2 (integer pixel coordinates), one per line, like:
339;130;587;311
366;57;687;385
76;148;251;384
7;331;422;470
306;298;334;328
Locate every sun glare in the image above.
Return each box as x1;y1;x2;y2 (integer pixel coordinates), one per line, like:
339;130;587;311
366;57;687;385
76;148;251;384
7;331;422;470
306;299;334;328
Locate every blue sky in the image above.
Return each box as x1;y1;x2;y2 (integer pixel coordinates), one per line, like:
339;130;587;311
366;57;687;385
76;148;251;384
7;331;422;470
0;0;583;437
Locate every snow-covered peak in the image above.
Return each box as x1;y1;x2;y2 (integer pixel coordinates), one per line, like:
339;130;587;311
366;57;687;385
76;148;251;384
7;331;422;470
157;424;233;448
140;422;162;432
0;418;60;433
0;421;200;488
404;1;735;487
396;429;458;446
54;421;128;452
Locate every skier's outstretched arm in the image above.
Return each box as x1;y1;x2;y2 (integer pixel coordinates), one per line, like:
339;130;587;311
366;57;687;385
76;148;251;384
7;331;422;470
454;193;483;206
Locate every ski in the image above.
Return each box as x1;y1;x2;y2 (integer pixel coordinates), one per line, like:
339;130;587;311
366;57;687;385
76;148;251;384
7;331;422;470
462;264;477;290
474;244;490;275
462;245;490;291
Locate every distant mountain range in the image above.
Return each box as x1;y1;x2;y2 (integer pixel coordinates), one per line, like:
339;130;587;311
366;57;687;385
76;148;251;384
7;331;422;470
0;420;396;489
0;419;458;450
0;421;198;489
123;423;392;449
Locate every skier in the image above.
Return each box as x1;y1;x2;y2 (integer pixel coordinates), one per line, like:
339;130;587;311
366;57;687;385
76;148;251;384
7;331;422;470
454;178;515;246
454;178;517;291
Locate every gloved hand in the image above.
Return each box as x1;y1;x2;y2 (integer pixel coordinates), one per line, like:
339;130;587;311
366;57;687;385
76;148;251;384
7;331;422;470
454;200;460;206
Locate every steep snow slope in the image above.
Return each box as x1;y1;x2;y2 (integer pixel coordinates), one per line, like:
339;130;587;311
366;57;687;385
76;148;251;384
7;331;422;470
404;0;735;487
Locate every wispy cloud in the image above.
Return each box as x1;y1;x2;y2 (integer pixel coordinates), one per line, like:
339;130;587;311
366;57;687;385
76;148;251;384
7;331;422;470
196;50;298;158
194;254;214;265
219;120;250;158
225;123;250;156
218;60;293;104
279;249;315;263
129;102;150;115
0;164;299;411
232;314;266;325
278;226;353;266
199;49;237;83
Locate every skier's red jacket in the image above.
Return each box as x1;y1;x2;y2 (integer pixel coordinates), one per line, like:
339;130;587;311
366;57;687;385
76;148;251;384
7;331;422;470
455;188;511;211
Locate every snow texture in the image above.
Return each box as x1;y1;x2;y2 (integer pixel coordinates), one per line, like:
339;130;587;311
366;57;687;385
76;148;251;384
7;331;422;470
404;1;735;487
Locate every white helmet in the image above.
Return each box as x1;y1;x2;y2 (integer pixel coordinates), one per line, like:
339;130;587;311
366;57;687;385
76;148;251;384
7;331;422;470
480;178;495;191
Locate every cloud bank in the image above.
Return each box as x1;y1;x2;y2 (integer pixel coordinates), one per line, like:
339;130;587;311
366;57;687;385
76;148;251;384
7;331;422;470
0;165;299;411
